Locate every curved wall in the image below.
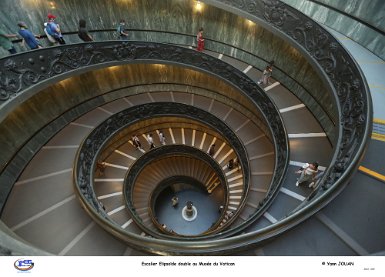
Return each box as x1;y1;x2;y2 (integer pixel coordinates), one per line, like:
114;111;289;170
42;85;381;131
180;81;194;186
312;0;384;30
0;0;372;256
282;0;385;60
0;63;267;169
0;0;336;138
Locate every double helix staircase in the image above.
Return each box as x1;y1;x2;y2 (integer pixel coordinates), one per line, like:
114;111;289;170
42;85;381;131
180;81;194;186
1;0;381;256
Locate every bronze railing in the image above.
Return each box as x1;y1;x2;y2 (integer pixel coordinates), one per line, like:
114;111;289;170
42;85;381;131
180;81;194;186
0;0;371;255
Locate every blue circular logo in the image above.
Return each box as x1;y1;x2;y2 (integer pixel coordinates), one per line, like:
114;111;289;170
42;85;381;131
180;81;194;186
14;259;34;271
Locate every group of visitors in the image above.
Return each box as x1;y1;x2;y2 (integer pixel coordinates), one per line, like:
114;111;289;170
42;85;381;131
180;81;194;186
131;131;166;151
1;15;206;55
2;15;277;90
0;13;94;54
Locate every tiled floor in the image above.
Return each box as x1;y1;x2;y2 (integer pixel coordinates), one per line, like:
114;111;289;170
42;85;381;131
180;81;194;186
155;189;221;236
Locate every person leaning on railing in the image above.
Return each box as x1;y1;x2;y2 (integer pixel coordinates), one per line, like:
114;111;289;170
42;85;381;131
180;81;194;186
17;21;43;50
117;19;129;40
78;19;93;42
0;27;18;54
45;13;66;45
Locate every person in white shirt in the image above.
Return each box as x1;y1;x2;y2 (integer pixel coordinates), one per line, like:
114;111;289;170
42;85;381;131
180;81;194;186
257;65;273;85
295;162;319;186
171;196;178;207
147;133;155;149
158;130;166;145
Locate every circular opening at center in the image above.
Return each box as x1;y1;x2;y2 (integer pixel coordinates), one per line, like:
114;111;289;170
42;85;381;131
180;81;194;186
155;185;223;236
181;202;198;221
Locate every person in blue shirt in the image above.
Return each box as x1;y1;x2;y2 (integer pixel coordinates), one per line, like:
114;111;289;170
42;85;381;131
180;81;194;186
46;13;66;44
17;22;42;50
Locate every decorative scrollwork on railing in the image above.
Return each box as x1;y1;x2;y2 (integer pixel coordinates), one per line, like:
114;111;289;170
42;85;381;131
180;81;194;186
0;0;370;255
2;41;288;232
263;0;299;27
207;0;371;222
74;102;256;229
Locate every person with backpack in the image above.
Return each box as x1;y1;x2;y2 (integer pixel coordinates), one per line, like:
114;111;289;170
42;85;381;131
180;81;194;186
117;19;128;40
43;22;56;45
45;13;65;45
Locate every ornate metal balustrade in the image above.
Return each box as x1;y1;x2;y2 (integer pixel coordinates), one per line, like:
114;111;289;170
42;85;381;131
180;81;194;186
203;0;372;230
0;40;287;170
3;27;334;139
0;39;288;223
0;40;289;253
0;0;370;255
74;102;284;241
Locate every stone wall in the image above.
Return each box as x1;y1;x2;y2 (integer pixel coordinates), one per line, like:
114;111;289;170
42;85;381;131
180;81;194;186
0;0;337;158
282;0;385;59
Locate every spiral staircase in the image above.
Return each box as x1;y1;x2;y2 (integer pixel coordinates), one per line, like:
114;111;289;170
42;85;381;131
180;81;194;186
1;0;384;256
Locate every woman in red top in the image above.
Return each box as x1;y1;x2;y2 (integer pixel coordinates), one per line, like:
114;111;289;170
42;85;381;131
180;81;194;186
196;27;204;51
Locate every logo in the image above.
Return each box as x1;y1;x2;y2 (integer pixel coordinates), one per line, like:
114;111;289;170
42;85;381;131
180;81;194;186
14;259;34;272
